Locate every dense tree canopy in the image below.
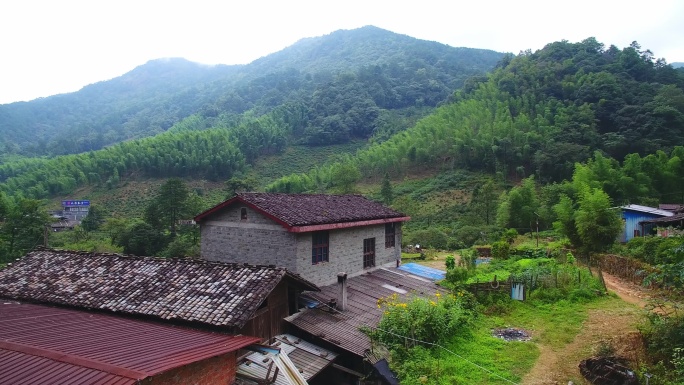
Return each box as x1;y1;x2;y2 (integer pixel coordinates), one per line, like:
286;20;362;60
268;38;684;194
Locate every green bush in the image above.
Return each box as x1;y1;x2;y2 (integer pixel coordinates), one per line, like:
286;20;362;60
626;236;684;265
503;228;518;243
452;225;483;248
529;287;566;302
374;293;474;347
445;255;456;270
445;267;470;285
491;241;510;259
640;309;684;382
476;291;513;315
408;228;449;249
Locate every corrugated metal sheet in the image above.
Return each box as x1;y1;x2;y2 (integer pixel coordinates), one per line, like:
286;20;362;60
286;267;446;357
0;301;260;385
622;204;674;217
0;248;317;330
237;334;336;384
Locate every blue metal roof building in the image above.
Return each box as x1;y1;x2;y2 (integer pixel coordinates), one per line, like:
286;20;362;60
620;205;673;242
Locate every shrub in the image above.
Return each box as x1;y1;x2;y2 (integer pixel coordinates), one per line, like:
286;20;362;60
453;225;483;247
374;293;474;347
476;291;513;316
529;287;566;302
491;241;510;259
640;308;684;379
445;255;456;270
408;228;449;249
459;248;477;270
445;267;470;285
503;228;518;244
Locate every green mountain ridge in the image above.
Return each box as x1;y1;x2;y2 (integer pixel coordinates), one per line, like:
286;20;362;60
0;26;503;158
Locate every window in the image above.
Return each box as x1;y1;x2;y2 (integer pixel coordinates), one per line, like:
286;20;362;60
312;231;329;264
363;238;376;268
385;223;396;248
240;207;247;220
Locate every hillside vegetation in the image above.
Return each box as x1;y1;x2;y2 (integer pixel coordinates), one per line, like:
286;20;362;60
269;38;684;192
0;26;502;158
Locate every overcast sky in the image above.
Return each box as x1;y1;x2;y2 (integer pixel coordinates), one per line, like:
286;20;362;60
1;0;683;104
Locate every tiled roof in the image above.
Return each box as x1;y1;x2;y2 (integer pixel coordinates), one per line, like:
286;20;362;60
640;212;684;224
0;248;318;329
195;193;408;228
286;267;447;357
0;301;260;385
658;204;683;212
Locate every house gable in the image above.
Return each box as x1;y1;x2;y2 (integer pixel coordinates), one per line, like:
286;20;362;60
195;193;409;284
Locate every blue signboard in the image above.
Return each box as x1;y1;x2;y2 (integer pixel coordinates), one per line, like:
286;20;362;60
62;200;90;207
398;263;446;281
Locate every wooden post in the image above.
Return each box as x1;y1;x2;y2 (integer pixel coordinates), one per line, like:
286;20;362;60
597;265;607;292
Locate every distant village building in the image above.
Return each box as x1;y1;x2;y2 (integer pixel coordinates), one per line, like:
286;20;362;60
194;193;410;286
49;200;91;231
59;199;91;220
620;204;673;242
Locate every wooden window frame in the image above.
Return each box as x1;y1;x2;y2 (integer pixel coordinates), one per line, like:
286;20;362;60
363;238;376;269
385;223;396;248
312;231;329;264
240;207;248;220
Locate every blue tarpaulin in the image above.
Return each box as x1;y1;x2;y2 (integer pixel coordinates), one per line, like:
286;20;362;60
398;263;446;281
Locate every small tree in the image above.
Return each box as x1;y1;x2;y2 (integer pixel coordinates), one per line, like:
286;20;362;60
575;187;622;256
145;178;191;237
554;185;621;259
81;205;106;232
0;197;50;261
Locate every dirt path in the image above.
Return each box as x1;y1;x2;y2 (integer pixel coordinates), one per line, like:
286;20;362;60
602;272;651;309
521;272;649;385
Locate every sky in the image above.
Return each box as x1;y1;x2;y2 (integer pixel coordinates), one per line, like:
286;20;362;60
1;0;683;104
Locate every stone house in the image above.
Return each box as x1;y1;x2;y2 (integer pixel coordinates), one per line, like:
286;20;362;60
194;193;410;286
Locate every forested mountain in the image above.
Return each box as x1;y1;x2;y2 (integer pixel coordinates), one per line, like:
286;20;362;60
0;26;503;157
268;38;684;192
0;59;243;156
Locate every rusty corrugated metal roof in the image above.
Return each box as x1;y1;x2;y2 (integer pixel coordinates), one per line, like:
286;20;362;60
195;193;407;227
0;248;318;330
286;267;446;357
0;301;260;385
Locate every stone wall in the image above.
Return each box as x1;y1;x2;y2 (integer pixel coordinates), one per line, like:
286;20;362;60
200;205;297;271
294;223;402;286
